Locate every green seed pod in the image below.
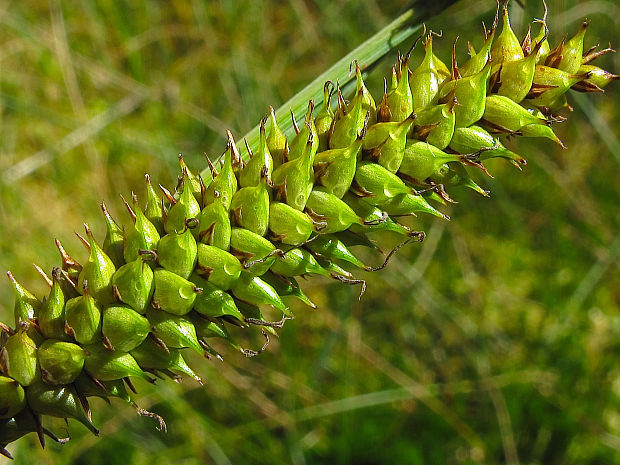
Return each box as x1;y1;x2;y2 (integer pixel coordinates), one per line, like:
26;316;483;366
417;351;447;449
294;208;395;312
387;56;413;122
153;268;201;316
196;197;231;250
305;234;367;271
410;33;451;112
189;314;238;348
438;60;492;128
352;161;412;205
519;123;565;147
315;82;335;152
164;173;201;234
460;27;495;77
429;163;490;197
399;141;466;182
240;119;274;188
111;258;154;314
495;39;545;102
261;272;316;308
313;137;363;199
26;381;99;435
0;377;25;419
450;126;526;167
231;272;288;314
196;244;243;290
380;192;449;219
268;201;315;246
230;175;270;236
266;106;288;168
157;228;197;279
102;306;150;352
574;65;620;91
74;372;132;404
330;86;365;149
343;193;415;236
64;292;101;345
178;154;202;199
38;268;68;340
6;272;39;328
0;330;39;387
203;136;239;209
272;133;315;211
363;113;417;172
288;101;318;161
144;174;165;235
123;194;160;263
77;224;116;305
37;340;85;385
190;273;245;321
130;337;201;383
554;20;588;74
490;6;524;64
305;189;362;234
229;227;278;276
270;248;331;278
145;307;203;353
83;343;147;381
353;62;377;124
483;94;548;132
412;96;457;149
526;65;588;107
101;202;125;268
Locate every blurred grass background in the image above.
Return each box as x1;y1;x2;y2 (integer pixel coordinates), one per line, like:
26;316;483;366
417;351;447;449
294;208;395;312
1;0;619;463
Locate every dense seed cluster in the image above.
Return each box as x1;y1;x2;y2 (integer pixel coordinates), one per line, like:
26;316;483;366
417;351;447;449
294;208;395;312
0;5;617;458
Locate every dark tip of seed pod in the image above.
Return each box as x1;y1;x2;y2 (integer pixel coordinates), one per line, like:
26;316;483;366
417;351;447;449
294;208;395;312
290;109;300;134
120;194;137;222
159;184;176;205
75;231;90;251
33;264;52;287
243;138;253;159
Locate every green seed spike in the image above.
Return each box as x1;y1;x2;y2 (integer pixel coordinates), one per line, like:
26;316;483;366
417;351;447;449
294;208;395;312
102;306;150;352
460;25;496;77
177;154;202;199
363;112;417;173
230;170;271;236
429;163;490;198
240;119;274;188
157;227;198;279
37;340;85;385
164;171;201;234
351;161;412;205
482;94;548;132
0;330;39;387
122;193;160;263
83;343;148;381
0;377;25;419
130;337;202;384
574;65;620;91
304;234;368;271
196;196;232;250
315;81;335;152
26;381;99;435
269;248;331;279
519;123;566;148
412;94;457;150
490;4;524;64
556;20;589;74
261;272;316;309
231;272;289;315
190;273;245;321
111;258;154;314
380;192;449;220
268;201;315;246
6;271;39;328
314;137;363;199
203;134;239;209
272;132;315;211
526;65;589;107
145;307;203;353
144;174;165;235
152;268;201;316
77;224;116;305
330;85;365;149
410;32;451;112
64;289;102;345
305;190;362;234
266;106;288;168
439;60;492;128
288;100;318;161
100;202;125;268
495;38;545;103
229;227;278;276
450;126;526;167
386;52;414;122
398;141;475;185
196;244;242;290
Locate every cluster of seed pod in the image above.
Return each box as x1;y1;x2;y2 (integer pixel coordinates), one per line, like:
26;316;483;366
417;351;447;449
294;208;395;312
0;4;616;459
